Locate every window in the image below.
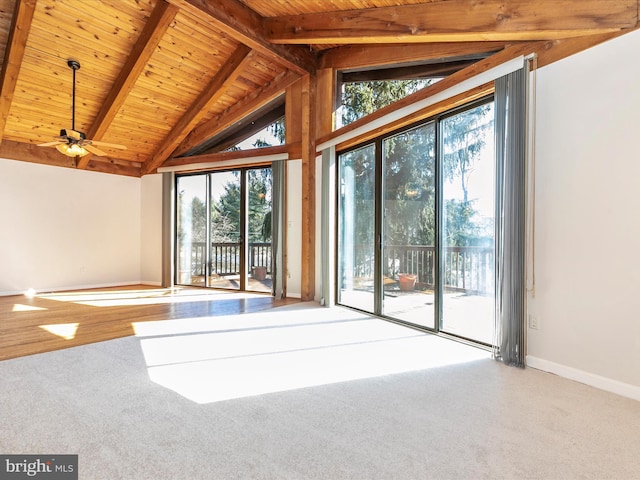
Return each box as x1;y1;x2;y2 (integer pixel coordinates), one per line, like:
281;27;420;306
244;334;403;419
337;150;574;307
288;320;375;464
180;101;285;156
337;79;434;128
227;117;285;151
335;57;486;128
337;98;495;345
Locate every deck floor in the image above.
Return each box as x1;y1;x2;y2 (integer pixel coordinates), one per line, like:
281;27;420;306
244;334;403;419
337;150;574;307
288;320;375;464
340;288;494;344
187;274;272;292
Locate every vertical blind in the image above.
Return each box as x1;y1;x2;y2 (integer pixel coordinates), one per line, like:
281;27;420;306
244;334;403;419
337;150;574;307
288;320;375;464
493;64;528;367
271;160;286;299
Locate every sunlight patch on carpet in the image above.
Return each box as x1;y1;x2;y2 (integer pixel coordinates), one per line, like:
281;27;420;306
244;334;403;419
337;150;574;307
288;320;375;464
137;305;489;404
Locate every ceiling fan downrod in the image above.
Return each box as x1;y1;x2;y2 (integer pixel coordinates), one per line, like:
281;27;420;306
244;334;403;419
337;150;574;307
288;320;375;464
67;59;80;132
36;58;126;158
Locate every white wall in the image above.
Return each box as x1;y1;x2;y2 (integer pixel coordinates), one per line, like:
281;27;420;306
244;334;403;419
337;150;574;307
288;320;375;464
140;173;163;285
0;159;141;295
528;30;640;397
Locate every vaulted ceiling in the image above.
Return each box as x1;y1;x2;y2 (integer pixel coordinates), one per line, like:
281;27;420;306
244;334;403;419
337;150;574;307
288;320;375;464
0;0;636;176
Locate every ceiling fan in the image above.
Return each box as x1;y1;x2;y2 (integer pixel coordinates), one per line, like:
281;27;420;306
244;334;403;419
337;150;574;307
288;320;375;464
38;59;126;158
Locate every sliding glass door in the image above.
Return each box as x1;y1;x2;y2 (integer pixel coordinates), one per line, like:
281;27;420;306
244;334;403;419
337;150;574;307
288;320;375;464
208;171;242;290
337;144;376;314
441;104;495;343
175;167;272;293
382;123;436;328
176;175;207;287
337;98;495;345
246;168;273;292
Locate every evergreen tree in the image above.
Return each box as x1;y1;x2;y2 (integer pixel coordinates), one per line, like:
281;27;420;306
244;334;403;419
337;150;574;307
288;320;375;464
341;80;493;249
383;123;436;246
210;169;272;243
340;80;430;126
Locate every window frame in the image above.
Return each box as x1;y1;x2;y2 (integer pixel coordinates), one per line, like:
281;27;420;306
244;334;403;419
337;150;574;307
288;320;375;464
335;94;495;345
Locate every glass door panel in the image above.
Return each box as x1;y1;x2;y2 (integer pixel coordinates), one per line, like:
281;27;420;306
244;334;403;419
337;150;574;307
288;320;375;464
441;103;496;343
208;171;241;290
176;175;207;286
247;168;272;293
338;144;376;314
382;123;436;328
176;166;275;293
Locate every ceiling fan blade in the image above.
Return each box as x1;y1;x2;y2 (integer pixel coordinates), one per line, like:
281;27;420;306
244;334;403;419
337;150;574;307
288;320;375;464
88;140;127;150
62;129;83;141
38;140;65;147
83;144;107;156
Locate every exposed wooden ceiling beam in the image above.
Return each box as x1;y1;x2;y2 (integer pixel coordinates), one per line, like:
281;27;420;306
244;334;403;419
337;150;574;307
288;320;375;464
77;0;179;170
167;0;316;75
319;42;511;71
0;139;76;169
266;0;638;45
83;157;142;177
0;140;140;176
163;144;293;169
341;59;482;82
142;44;253;175
175;69;300;157
0;0;36;144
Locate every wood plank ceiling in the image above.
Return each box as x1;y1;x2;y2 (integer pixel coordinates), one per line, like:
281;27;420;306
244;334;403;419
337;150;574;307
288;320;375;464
0;0;635;176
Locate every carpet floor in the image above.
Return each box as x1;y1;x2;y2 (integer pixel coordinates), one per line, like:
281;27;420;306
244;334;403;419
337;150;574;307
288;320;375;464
1;302;638;479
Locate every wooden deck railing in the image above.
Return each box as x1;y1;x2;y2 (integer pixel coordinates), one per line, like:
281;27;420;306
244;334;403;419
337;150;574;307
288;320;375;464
188;242;272;276
361;244;494;295
441;246;493;294
186;242;492;295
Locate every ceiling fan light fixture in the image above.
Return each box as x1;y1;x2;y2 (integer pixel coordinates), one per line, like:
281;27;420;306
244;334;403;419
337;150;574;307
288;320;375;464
56;143;88;157
37;59;126;158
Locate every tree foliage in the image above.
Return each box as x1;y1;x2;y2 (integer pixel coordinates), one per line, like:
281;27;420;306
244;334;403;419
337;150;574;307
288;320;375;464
442;104;494;246
177;168;272;253
339;79;494;255
340;80;430;126
209;169;272;243
442;104;493;202
382;123;436;246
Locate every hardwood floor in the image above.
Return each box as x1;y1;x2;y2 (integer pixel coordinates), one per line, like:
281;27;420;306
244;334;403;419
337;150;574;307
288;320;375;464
0;285;299;361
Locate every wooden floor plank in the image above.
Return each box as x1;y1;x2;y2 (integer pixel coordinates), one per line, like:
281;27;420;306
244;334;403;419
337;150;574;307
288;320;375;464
0;285;299;361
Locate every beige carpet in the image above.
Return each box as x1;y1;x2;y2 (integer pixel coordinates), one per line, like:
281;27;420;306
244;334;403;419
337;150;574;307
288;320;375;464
1;302;639;479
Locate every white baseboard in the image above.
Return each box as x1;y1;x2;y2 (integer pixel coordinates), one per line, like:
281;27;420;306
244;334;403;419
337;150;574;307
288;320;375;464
527;356;640;402
0;281;143;297
0;289;23;297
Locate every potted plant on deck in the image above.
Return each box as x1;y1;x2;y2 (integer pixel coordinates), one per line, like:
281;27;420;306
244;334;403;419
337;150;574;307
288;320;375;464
252;265;268;280
397;273;417;291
